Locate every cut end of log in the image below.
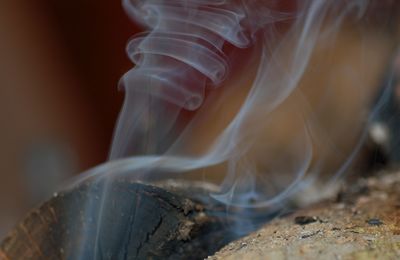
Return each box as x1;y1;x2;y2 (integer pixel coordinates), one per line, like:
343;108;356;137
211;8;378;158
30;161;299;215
0;179;236;260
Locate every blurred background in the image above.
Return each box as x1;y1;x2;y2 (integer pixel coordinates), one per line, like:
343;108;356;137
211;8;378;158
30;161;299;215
0;0;140;238
1;0;399;241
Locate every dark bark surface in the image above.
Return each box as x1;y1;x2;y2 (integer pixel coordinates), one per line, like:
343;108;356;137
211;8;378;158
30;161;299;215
0;179;233;260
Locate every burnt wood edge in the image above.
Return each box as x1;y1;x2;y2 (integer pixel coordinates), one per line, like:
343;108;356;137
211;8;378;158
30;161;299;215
0;178;236;260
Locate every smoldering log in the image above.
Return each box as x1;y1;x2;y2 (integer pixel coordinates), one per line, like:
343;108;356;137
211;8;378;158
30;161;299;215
0;179;236;260
2;174;399;260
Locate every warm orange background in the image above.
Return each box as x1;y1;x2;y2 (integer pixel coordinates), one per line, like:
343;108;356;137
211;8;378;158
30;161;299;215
0;0;140;238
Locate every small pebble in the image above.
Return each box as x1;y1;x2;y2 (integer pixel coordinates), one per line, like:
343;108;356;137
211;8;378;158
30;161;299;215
366;218;383;226
300;231;320;239
294;216;318;225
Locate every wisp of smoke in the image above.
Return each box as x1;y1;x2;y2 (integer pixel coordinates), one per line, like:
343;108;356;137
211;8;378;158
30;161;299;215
66;0;399;257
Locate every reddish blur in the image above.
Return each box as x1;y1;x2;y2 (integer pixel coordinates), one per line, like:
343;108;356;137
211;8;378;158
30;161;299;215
0;0;140;238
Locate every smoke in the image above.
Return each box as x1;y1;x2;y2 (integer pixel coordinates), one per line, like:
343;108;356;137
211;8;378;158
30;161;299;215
67;0;399;257
83;0;369;202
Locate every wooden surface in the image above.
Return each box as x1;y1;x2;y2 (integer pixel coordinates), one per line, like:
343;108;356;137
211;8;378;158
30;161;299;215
208;171;400;260
1;172;400;259
0;179;234;259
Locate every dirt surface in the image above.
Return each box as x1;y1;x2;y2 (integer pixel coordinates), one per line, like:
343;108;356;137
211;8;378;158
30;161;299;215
208;171;400;260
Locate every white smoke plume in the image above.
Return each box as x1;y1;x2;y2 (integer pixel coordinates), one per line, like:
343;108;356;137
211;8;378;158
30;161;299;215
79;0;370;203
68;0;399;256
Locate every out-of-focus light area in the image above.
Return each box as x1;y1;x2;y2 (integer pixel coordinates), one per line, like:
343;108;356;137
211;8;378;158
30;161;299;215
0;0;139;238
